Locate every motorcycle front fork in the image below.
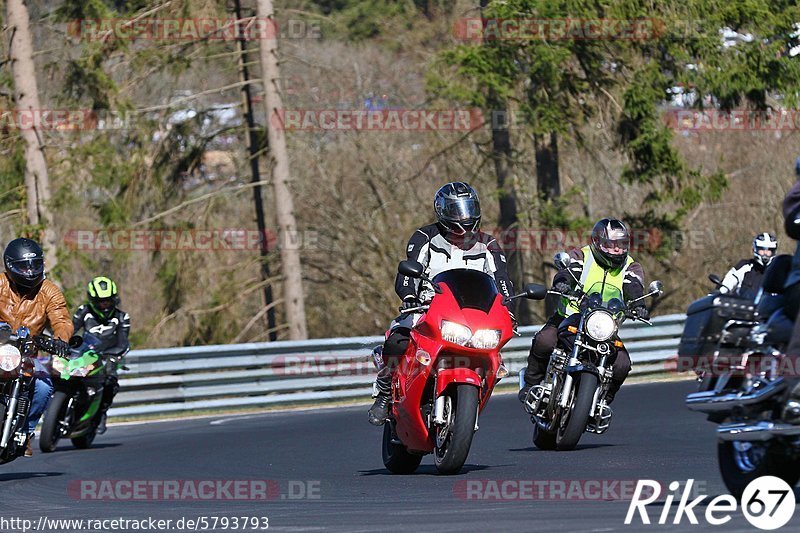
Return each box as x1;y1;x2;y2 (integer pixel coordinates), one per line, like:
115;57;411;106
1;380;30;450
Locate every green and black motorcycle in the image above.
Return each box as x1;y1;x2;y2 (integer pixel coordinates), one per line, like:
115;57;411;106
39;333;122;451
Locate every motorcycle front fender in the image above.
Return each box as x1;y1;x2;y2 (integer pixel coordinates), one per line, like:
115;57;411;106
435;368;482;397
567;362;600;377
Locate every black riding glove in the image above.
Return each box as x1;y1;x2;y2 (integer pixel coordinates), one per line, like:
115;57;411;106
34;336;70;356
401;296;422;311
553;282;572;295
631;306;650;321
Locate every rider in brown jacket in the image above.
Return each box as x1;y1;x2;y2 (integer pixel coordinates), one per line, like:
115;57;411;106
0;238;73;456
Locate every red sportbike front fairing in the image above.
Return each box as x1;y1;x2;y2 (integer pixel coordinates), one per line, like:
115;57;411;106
379;261;545;474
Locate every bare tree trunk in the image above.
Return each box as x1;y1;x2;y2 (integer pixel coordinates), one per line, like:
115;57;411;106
7;0;57;269
534;132;561;201
235;0;278;341
255;0;308;339
534;132;561;316
490;110;532;323
480;0;531;323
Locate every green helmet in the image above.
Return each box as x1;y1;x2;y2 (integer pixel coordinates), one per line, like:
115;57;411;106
87;276;119;322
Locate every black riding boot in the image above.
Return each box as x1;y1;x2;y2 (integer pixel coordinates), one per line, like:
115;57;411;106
368;368;392;426
605;379;625;405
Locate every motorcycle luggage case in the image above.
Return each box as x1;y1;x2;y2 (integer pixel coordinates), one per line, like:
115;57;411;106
678;294;755;365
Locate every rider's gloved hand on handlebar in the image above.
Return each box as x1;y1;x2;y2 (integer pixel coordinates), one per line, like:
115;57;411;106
631;306;650;321
401;295;422;311
54;339;71;356
553;281;572;295
33;335;70;356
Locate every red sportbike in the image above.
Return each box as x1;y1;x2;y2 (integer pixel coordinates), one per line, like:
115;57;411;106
377;260;546;474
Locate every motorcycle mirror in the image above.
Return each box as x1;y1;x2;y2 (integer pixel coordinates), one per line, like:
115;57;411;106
524;283;548;300
708;274;723;287
648;280;663;296
68;335;84;348
398;260;424;279
554;252;571;270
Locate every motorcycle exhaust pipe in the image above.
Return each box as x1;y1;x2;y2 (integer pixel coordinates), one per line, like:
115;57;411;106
717;421;800;442
685;379;787;414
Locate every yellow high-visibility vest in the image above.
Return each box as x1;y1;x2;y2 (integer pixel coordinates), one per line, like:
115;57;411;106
561;245;633;315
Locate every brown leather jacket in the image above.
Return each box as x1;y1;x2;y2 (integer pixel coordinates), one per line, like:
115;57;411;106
0;273;73;340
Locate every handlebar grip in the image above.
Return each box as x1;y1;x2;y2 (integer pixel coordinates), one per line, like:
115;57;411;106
34;335;70;356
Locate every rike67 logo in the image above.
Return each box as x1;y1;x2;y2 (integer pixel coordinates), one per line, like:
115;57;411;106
625;477;795;530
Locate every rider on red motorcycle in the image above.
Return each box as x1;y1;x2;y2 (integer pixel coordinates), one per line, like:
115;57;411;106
368;182;515;425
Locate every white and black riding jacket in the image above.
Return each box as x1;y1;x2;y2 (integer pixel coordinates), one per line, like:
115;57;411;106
395;223;514;302
72;305;131;356
720;259;766;299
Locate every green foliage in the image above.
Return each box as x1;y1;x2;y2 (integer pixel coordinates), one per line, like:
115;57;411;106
431;0;800;245
538;187;592;230
308;0;448;41
622;210;684;260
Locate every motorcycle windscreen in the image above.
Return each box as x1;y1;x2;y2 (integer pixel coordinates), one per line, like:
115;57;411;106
584;281;623;308
74;333;103;355
432;269;498;312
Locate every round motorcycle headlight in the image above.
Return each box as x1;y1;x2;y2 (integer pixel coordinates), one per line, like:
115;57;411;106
585;311;616;342
0;344;21;372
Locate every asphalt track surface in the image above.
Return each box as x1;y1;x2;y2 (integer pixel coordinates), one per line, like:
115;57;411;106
0;379;797;532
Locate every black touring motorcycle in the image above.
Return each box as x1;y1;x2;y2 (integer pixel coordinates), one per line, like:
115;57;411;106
681;254;800;496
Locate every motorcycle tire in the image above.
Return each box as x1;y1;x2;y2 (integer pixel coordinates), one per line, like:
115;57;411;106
533;425;557;450
382;420;422;474
71;417;99;449
434;384;479;474
718;439;800;498
556;372;597;451
40;391;69;453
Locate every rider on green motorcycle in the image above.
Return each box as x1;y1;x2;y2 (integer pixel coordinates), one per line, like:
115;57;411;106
72;276;130;434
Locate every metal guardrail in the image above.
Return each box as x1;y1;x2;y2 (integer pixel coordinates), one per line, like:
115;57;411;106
109;314;686;417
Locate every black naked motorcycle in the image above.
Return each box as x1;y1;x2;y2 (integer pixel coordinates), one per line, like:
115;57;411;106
522;252;663;451
0;324;66;465
682;254;800;497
